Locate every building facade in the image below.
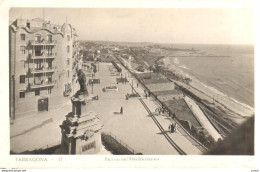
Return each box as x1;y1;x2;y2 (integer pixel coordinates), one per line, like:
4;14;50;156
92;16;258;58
9;18;80;119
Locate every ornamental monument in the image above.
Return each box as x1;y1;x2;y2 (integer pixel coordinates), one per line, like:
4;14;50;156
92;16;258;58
59;70;103;154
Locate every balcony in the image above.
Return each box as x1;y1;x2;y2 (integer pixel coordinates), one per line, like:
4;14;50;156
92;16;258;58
27;81;56;89
28;67;56;74
28;53;56;60
30;40;57;46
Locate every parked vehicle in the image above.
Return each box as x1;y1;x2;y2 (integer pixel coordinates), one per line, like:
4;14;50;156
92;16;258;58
102;85;118;92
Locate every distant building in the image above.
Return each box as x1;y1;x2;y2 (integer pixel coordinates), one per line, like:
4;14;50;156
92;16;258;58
9;18;79;119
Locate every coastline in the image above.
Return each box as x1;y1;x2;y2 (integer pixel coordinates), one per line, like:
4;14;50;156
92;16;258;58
160;56;254;120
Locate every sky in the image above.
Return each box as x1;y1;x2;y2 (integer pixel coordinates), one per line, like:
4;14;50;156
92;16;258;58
9;8;254;44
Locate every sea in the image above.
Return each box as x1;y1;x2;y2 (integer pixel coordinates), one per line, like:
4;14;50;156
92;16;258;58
162;44;254;109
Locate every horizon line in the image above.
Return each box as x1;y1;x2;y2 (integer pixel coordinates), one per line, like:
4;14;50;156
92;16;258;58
78;39;254;46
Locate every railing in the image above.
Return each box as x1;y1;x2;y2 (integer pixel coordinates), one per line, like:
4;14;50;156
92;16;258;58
28;53;57;60
28;67;56;74
27;81;56;89
102;132;140;155
30;40;57;45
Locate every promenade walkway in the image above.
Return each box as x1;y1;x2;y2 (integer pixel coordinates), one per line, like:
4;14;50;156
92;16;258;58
10;63;185;154
87;63;180;154
118;61;204;154
10;61;205;154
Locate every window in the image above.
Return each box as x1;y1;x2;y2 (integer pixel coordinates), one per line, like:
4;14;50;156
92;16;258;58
20;46;26;54
26;22;30;28
48;76;52;83
47;87;52;94
67;35;70;41
67;46;70;53
19;92;25;98
35;61;42;70
63;83;71;96
46;46;52;55
35;46;42;56
67;70;70;78
47;35;52;42
35;35;41;42
35;90;40;96
20;34;25;40
64;83;71;92
19;75;25;83
47;61;52;69
66;59;70;65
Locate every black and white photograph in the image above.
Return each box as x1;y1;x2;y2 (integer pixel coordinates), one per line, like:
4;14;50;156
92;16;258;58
0;0;258;170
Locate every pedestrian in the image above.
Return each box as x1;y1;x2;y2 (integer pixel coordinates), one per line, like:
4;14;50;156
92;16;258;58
168;124;171;131
169;124;174;133
145;93;147;99
172;113;176;119
137;83;138;88
120;106;123;114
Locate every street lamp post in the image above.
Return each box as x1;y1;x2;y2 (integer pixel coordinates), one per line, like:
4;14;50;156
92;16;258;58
132;79;134;94
125;72;126;84
150;66;152;79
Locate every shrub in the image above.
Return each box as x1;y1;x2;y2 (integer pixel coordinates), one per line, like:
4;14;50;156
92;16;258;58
101;133;133;155
111;60;122;72
190;127;215;148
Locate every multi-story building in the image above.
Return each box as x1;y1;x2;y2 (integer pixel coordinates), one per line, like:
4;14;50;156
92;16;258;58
9;18;79;119
72;27;81;71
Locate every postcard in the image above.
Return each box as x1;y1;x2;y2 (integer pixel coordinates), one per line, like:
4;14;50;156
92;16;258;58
0;0;258;170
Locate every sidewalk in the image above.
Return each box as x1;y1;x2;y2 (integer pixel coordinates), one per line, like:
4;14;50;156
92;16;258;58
118;62;203;154
10;100;71;152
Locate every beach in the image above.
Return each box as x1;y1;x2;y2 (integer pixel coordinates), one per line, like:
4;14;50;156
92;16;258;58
160;56;254;123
